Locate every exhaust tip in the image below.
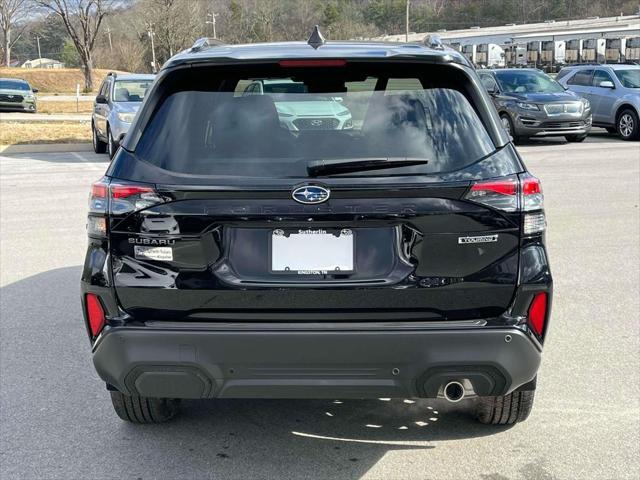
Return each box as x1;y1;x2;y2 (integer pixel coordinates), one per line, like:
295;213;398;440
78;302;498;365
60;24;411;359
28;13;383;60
443;381;465;402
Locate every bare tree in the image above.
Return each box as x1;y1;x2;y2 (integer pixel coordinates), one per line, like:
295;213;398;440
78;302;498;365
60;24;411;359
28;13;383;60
138;0;204;64
0;0;31;66
35;0;112;91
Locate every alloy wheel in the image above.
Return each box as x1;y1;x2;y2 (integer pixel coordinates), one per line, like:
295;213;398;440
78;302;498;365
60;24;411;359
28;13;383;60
619;113;634;138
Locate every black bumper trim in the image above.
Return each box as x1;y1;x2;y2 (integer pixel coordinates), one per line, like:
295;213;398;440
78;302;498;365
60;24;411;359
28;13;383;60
93;326;541;399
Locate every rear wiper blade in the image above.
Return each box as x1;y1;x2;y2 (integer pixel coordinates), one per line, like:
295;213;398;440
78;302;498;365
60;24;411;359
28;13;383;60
307;157;429;176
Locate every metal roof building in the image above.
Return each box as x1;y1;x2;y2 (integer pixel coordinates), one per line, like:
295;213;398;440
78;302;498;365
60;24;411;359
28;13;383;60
374;14;640;46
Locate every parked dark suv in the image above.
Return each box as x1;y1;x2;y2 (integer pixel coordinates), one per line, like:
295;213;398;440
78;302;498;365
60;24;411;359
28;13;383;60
478;68;592;143
82;31;552;425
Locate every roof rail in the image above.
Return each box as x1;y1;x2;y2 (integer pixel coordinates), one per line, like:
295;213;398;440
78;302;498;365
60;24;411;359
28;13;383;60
190;37;226;53
423;34;445;50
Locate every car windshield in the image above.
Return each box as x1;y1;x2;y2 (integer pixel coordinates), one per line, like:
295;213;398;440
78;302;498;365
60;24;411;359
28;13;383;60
113;80;153;102
0;80;30;91
614;69;640;88
134;66;496;178
495;70;564;93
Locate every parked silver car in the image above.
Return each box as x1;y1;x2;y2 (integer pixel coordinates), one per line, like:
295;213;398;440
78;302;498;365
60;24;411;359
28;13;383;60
557;64;640;140
478;68;592;143
92;72;155;158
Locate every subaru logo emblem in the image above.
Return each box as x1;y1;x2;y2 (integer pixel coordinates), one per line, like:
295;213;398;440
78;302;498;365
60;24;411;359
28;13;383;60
311;119;323;126
292;185;330;204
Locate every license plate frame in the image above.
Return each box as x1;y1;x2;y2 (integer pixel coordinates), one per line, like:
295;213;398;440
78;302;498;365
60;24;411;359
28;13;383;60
270;228;355;275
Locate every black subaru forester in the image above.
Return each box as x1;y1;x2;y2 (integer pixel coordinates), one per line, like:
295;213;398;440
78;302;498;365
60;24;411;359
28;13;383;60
82;31;552;425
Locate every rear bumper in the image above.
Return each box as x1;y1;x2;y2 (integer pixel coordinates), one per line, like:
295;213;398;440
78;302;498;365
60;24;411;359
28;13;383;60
93;324;541;399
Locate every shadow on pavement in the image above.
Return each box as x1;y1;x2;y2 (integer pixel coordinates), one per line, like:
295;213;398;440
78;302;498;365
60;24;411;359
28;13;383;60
1;267;510;479
513;128;620;147
0;150;108;163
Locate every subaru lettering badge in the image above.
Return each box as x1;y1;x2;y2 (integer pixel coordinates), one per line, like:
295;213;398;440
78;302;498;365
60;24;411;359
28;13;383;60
292;185;330;205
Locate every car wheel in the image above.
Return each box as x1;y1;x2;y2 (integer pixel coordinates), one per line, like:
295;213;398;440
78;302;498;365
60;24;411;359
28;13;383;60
565;134;587;143
107;127;118;159
110;391;180;423
92;123;107;154
500;113;524;144
617;109;640;140
476;390;535;425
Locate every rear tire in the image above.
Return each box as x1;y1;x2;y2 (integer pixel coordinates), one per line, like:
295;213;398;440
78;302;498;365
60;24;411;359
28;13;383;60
92;123;107;154
110;391;180;423
565;134;587;143
617;108;640;140
476;390;535;425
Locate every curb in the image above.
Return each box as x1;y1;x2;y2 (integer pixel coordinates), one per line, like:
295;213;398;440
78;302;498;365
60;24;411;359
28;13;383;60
0;143;93;154
0;116;91;123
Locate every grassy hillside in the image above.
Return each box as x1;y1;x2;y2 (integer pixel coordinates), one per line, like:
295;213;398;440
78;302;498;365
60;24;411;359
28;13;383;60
0;68;127;94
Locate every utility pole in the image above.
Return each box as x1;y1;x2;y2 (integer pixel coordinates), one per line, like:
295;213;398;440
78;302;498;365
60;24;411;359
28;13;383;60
405;0;410;43
35;34;42;61
106;27;113;52
206;12;217;39
5;29;10;67
146;23;157;73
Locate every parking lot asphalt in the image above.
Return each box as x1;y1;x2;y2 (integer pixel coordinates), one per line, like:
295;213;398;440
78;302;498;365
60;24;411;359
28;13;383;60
1;133;638;480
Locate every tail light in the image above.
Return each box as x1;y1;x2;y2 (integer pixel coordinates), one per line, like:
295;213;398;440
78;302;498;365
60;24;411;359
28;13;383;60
87;178;166;237
465;177;518;211
85;293;106;337
464;174;546;235
520;174;546;235
88;178;109;236
528;292;548;337
109;182;166;216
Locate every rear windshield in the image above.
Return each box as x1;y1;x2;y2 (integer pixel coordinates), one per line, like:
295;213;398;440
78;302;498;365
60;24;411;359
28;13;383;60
114;80;153;102
134;64;495;177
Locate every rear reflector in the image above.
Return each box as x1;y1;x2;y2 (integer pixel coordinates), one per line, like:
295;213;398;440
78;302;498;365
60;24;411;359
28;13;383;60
528;292;547;337
279;59;346;68
85;293;106;337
